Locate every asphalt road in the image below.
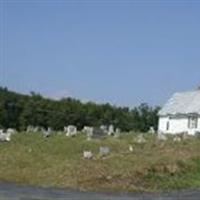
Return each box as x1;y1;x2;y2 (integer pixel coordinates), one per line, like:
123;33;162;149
0;182;199;200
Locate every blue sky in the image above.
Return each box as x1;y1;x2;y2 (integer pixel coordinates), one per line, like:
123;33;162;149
0;0;200;107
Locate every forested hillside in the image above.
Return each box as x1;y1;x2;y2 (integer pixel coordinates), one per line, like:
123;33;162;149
0;87;160;132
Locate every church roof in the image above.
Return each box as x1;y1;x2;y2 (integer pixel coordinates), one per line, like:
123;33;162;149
159;90;200;116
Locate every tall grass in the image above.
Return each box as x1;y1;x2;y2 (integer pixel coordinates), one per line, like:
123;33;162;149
0;132;200;192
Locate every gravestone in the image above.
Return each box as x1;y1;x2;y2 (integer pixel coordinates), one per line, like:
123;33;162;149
99;146;110;157
129;144;133;152
42;128;51;138
83;151;93;159
136;134;146;144
173;135;181;142
0;132;11;142
7;128;16;135
26;125;34;133
66;125;77;137
108;125;114;136
114;128;121;138
100;125;108;134
148;126;156;134
91;128;107;139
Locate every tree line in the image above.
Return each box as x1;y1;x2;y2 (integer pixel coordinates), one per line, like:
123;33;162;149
0;87;160;132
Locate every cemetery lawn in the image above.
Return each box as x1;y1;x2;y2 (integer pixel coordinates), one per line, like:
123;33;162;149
0;132;200;192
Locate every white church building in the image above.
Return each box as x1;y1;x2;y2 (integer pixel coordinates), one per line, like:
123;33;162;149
158;89;200;135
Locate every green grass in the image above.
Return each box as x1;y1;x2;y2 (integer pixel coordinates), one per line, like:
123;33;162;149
0;132;200;192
